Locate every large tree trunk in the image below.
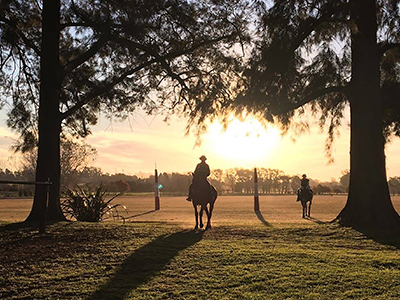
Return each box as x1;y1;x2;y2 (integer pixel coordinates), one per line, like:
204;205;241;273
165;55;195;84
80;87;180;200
25;0;64;223
336;0;400;230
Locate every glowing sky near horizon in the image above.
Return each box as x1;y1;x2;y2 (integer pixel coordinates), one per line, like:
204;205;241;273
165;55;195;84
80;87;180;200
85;111;351;181
84;111;400;182
0;110;400;182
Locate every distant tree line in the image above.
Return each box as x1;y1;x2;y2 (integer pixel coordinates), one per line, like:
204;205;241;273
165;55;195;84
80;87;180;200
3;159;400;197
0;165;349;197
389;177;400;196
78;167;349;195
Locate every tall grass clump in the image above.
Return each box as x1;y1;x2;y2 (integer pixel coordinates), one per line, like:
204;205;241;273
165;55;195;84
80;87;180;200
61;185;128;222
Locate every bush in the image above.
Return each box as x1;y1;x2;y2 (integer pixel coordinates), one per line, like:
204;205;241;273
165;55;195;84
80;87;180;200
61;185;128;222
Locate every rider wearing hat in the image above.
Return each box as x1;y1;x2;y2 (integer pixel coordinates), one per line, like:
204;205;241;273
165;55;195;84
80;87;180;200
194;155;210;179
186;155;211;201
300;174;310;189
297;174;311;201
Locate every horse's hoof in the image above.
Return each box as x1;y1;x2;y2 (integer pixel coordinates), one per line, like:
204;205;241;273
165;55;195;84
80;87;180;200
200;223;204;229
194;226;198;230
206;225;212;230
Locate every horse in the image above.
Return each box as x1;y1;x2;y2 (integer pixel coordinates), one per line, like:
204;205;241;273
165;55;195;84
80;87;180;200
191;179;217;230
298;188;313;218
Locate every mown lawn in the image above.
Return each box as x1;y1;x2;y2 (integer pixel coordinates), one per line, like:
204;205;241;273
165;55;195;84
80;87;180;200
1;221;400;300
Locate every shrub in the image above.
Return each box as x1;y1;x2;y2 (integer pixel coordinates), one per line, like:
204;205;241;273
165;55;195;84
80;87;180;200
61;185;128;222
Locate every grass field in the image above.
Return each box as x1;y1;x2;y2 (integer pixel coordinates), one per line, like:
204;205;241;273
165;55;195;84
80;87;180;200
0;194;351;224
1;195;400;299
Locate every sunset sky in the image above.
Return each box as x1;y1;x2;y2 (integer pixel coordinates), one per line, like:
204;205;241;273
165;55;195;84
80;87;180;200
78;110;400;181
0;109;400;182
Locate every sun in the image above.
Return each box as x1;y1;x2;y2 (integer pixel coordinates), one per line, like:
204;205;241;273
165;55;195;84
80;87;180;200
203;116;281;167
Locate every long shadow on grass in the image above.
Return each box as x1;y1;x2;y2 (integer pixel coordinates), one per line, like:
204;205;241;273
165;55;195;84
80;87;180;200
307;217;328;224
0;221;47;246
0;221;41;235
255;210;271;227
0;220;60;232
87;229;204;300
125;210;157;220
0;222;30;231
353;227;400;249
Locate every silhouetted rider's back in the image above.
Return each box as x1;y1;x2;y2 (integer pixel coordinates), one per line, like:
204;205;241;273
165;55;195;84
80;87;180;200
186;155;211;201
194;157;210;180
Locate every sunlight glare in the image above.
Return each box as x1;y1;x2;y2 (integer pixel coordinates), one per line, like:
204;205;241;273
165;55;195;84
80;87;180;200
203;116;281;167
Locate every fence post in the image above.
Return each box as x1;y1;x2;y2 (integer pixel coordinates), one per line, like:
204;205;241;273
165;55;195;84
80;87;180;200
254;168;260;212
0;179;52;234
38;178;51;234
155;168;160;210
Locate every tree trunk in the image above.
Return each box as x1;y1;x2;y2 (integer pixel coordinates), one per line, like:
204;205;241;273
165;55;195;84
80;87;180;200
25;0;65;223
336;0;400;230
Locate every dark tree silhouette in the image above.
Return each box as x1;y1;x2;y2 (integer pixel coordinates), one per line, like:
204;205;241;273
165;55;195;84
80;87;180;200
228;0;400;229
0;0;249;222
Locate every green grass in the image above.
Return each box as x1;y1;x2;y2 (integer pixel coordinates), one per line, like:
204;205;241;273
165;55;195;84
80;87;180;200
1;221;400;300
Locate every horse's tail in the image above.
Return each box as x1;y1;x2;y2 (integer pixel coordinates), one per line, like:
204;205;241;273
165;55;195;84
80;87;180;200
210;184;218;201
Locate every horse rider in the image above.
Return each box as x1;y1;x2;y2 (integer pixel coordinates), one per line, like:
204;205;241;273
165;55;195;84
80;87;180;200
297;174;311;201
186;155;211;201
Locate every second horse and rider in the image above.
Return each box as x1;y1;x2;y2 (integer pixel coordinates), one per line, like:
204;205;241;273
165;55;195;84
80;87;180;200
297;174;312;201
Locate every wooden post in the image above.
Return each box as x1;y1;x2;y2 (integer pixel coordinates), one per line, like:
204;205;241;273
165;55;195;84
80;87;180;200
39;178;51;234
0;179;51;234
155;168;160;210
254;168;259;212
38;187;47;234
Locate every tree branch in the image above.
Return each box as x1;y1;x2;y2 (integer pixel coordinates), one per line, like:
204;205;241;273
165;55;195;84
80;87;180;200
60;59;157;120
273;85;347;114
0;17;41;56
379;42;400;59
62;35;109;75
112;33;236;62
59;22;92;30
289;2;350;52
0;48;14;69
61;33;238;120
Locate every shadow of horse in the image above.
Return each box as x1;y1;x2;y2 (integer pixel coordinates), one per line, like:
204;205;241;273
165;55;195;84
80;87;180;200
298;189;313;218
255;210;271;227
124;210;157;221
307;216;327;224
87;230;204;300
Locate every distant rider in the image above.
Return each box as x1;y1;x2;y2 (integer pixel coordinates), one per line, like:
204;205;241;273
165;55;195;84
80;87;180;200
297;174;311;201
186;155;211;201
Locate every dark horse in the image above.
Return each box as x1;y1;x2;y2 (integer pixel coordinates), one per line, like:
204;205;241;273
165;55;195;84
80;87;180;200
298;188;313;218
191;178;217;230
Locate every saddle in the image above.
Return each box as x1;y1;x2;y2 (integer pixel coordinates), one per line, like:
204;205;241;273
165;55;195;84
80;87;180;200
298;187;313;201
191;177;216;199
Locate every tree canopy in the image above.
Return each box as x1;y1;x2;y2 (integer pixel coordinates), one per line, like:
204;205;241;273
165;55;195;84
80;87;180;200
209;0;400;230
0;0;250;221
1;0;249;149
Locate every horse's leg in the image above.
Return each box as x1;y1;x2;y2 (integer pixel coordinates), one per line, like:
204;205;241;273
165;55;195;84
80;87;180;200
206;201;214;229
204;205;211;230
308;200;312;217
302;202;306;218
199;205;204;229
193;203;199;230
